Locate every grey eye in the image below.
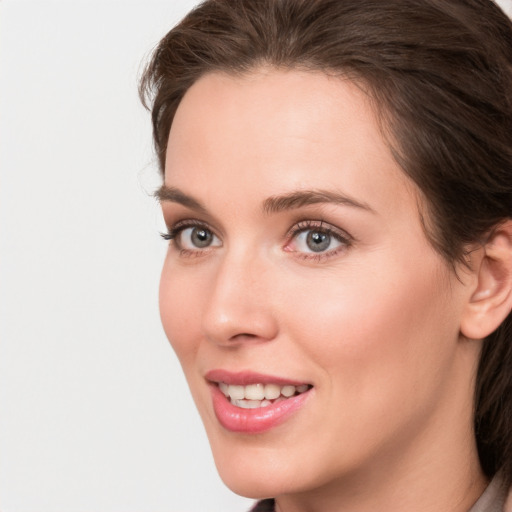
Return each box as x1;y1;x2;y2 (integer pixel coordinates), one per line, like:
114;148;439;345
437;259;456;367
191;227;213;247
306;231;331;252
292;228;343;254
179;226;220;249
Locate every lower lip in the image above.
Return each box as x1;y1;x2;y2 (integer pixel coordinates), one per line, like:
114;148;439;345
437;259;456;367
210;384;312;434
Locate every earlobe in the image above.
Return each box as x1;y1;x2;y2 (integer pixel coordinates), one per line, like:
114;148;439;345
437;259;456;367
460;220;512;340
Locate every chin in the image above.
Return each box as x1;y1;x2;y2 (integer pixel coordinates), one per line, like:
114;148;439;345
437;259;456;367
217;462;304;500
208;438;284;498
219;470;280;500
207;434;328;500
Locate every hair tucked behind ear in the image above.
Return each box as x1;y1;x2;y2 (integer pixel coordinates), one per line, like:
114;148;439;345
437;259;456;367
140;0;512;484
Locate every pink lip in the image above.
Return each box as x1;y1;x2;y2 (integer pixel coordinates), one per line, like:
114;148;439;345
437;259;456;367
205;369;309;387
205;370;313;434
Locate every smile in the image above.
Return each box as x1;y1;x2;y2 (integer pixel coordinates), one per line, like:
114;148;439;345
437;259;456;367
218;382;311;409
206;371;313;433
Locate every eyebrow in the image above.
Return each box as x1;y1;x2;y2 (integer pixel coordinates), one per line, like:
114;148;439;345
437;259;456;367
155;185;375;215
262;189;375;215
155;185;208;214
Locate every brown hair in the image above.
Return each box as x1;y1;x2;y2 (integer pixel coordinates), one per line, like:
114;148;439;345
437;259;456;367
140;0;512;484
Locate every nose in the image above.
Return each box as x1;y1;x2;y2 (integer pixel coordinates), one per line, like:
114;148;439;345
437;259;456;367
201;250;279;346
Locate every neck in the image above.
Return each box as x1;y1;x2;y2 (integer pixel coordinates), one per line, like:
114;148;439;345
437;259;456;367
275;449;486;512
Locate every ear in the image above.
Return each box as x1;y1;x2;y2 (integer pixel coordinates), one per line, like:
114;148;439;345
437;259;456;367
460;220;512;340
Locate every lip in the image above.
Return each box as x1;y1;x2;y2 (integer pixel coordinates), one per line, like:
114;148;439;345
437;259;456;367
205;369;309;387
205;370;313;434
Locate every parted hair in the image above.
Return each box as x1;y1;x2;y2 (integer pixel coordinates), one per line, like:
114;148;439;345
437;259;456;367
140;0;512;485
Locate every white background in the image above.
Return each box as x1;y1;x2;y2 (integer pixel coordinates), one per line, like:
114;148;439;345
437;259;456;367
0;1;252;511
1;1;511;511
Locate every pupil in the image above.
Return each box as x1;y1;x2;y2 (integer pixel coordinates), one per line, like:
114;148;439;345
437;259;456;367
307;231;330;252
192;227;212;248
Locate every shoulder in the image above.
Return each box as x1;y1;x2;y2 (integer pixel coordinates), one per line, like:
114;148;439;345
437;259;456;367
471;472;512;512
505;486;512;512
247;480;512;512
249;499;275;512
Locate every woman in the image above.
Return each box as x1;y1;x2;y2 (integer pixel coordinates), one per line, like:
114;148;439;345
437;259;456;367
140;1;512;510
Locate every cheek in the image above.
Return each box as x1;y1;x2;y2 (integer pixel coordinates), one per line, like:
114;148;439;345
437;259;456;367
281;257;458;415
159;261;202;365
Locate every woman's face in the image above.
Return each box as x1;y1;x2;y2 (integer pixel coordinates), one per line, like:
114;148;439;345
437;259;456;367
159;69;476;499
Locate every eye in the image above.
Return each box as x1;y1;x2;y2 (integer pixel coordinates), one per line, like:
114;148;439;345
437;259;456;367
161;221;221;252
295;230;338;253
285;221;351;258
178;226;219;249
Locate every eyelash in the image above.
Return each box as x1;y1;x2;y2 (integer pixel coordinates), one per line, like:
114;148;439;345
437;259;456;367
284;220;352;262
161;220;205;241
160;220;215;258
161;219;353;261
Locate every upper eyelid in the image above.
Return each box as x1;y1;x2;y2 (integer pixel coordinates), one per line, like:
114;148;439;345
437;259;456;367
287;220;353;242
160;201;223;233
161;220;216;245
167;218;350;236
166;218;219;236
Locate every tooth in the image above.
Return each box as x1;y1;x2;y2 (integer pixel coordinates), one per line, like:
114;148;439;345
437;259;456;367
274;396;286;404
245;384;265;400
281;385;296;397
264;384;281;400
219;382;229;397
230;398;273;409
245;400;263;409
297;384;309;393
228;384;245;400
234;399;262;409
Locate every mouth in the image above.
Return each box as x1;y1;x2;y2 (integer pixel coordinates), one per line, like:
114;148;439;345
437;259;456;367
205;370;313;433
218;382;312;409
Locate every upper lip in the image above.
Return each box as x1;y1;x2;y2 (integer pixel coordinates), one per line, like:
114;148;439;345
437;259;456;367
205;369;311;387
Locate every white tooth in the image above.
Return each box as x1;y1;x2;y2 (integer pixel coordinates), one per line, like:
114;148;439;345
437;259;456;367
234;399;262;409
228;385;245;400
274;396;286;404
245;400;263;409
281;385;296;397
219;382;229;397
245;384;265;400
264;383;281;400
297;384;309;393
231;398;269;409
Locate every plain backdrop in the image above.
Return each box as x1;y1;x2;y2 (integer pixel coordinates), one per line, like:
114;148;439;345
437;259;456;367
0;1;253;511
1;1;511;511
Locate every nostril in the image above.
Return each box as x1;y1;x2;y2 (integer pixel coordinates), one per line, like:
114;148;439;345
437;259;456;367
201;266;279;344
230;332;258;340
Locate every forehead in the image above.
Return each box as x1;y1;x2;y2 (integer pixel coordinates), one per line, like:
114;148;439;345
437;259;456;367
164;68;418;217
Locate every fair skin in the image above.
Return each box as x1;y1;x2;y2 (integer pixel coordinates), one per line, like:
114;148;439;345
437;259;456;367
158;68;508;512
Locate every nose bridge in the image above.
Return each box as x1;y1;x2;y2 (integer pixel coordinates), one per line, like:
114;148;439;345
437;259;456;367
202;246;277;345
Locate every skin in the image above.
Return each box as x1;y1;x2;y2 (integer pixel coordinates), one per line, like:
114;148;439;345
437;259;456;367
158;69;488;512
